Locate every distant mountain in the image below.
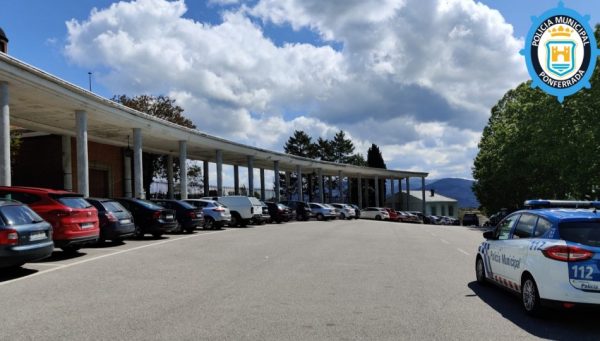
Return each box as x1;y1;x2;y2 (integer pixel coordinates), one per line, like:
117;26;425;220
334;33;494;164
392;178;479;209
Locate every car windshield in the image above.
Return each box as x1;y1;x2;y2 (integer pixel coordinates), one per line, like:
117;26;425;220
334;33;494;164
135;199;165;210
103;201;126;213
559;221;600;247
50;194;92;209
0;205;44;225
177;200;196;209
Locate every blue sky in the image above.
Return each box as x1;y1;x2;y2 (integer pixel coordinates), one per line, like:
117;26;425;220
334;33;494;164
0;0;599;181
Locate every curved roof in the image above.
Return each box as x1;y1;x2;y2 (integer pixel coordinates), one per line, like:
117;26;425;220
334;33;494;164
0;52;428;179
0;27;7;42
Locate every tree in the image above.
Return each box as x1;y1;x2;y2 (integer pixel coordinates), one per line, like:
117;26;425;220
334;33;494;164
473;25;600;212
330;130;355;163
113;94;198;197
366;144;387;206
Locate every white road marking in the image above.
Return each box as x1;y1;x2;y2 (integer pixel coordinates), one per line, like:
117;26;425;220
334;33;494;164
29;263;62;267
0;230;232;287
440;239;450;244
457;248;470;256
430;232;437;237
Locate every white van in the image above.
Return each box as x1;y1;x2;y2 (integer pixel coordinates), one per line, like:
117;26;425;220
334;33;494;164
203;196;264;227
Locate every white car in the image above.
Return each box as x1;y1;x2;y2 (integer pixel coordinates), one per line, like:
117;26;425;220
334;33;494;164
476;200;600;315
203;196;264;227
331;203;356;220
360;207;390;221
184;199;231;229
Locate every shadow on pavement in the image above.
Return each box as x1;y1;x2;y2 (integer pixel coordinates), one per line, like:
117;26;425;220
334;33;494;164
0;267;38;282
34;250;86;263
468;281;600;340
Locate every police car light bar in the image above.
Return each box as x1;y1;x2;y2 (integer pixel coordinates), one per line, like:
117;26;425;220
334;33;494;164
524;199;600;209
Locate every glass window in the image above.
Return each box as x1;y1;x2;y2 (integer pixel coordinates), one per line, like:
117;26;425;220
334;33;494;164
103;201;127;213
0;205;44;225
176;200;195;209
496;214;519;240
512;214;537;239
534;218;552;237
431;206;437;215
0;191;41;204
134;199;164;210
449;206;454;217
558;221;600;247
50;195;92;209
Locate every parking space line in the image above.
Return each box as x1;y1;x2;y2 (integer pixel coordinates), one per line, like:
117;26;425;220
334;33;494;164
30;263;63;267
0;229;233;287
440;238;450;244
457;248;470;256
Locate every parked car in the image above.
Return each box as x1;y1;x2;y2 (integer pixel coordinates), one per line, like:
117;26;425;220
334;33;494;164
331;203;356;220
86;198;135;243
258;201;271;224
280;200;313;221
462;213;480;226
265;202;294;223
0;186;99;252
0;199;54;268
360;207;390;220
204;196;264;227
384;208;401;222
309;203;338;221
151;199;204;233
115;198;178;238
408;211;425;223
184;199;231;229
350;204;361;219
399;211;422;224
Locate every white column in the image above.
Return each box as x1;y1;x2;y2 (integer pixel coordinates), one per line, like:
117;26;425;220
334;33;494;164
274;161;280;202
247;155;254;197
390;178;395;210
285;171;291;200
337;170;343;203
357;175;362;208
0;82;9;186
421;177;426;214
179;141;187;199
234;165;240;195
61;136;72;191
133;128;144;199
327;175;333;203
374;176;380;207
76;110;89;197
124;150;132;198
216;150;223;196
317;168;324;203
296;165;303;201
203;160;209;196
260;168;265;200
167;154;174;199
405;177;410;210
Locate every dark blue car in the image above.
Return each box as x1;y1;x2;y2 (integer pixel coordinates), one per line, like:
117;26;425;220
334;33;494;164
0;200;54;268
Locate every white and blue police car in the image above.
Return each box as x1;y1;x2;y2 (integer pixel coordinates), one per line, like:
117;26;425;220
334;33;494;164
476;200;600;315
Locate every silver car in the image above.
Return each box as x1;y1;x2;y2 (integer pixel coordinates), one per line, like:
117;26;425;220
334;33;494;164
308;203;338;221
184;199;231;229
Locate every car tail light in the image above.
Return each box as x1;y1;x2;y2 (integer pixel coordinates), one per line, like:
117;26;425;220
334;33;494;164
542;245;594;262
212;207;225;212
106;212;118;223
0;229;18;245
153;211;162;219
188;211;199;218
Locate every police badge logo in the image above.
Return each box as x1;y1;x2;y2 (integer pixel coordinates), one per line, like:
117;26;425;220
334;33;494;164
521;2;599;102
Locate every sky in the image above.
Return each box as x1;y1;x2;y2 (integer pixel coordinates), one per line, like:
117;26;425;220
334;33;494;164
1;0;599;184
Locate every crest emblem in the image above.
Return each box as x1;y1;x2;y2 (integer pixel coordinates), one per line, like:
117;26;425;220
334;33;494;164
546;40;575;77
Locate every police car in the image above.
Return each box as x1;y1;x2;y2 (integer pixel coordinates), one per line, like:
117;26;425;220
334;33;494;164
476;200;600;314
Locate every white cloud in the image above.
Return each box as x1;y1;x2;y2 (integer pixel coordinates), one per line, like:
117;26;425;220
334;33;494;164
64;0;527;181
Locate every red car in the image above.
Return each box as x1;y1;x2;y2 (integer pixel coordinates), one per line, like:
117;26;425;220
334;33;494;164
384;208;401;222
0;186;99;252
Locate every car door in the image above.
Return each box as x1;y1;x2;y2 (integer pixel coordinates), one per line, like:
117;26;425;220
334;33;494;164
502;213;538;287
485;214;520;285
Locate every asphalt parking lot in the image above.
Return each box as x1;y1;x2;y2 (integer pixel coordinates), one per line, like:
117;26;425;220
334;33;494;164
2;219;600;340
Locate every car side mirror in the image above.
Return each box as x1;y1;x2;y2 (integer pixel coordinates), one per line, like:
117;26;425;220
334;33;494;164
483;231;495;240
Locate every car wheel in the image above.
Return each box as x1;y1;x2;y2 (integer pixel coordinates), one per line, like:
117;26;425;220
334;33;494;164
133;225;144;239
61;245;81;254
230;213;240;227
340;213;346;220
475;257;486;285
317;213;324;221
521;275;543;316
204;217;215;230
152;232;163;239
185;225;195;233
375;215;382;220
240;219;248;227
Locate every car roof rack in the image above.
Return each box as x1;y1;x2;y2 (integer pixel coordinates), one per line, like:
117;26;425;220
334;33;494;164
524;199;600;209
